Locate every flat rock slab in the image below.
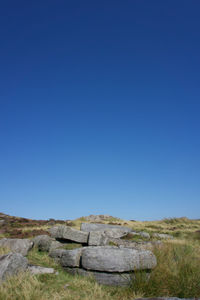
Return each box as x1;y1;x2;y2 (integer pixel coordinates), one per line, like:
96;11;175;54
28;265;54;275
0;253;28;281
49;226;88;244
81;246;157;272
81;223;132;233
61;248;83;267
64;267;134;286
0;238;33;256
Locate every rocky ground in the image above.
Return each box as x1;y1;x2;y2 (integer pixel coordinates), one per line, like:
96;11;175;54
0;213;200;300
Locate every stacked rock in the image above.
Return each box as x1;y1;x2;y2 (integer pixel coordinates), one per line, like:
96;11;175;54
60;246;156;286
39;223;158;286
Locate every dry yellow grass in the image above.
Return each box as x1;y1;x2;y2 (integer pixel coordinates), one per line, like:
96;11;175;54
21;225;50;232
1;216;200;299
0;246;11;255
0;270;143;300
72;216;200;238
132;240;200;298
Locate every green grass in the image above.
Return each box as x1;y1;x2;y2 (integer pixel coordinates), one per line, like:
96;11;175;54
1;248;142;300
0;246;11;255
121;233;149;242
132;241;200;298
0;270;143;300
27;248;59;269
1;215;200;299
3;239;200;299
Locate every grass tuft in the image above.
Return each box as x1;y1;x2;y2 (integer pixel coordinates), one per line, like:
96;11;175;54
0;246;11;255
132;241;200;298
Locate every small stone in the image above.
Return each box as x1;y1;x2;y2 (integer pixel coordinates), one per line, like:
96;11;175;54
28;265;54;275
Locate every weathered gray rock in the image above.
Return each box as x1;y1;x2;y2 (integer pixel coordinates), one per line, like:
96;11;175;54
32;235;61;252
49;226;88;244
0;253;28;281
49;240;62;251
81;246;157;272
0;238;33;256
81;223;132;233
61;248;83;267
79;269;133;286
28;265;54;275
49;226;63;238
49;248;66;260
64;267;133;286
152;233;174;239
32;235;50;246
88;228;130;246
88;231;109;246
138;232;150;239
104;229;130;239
37;235;54;252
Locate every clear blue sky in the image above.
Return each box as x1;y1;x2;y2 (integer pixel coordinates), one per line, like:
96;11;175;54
0;0;200;220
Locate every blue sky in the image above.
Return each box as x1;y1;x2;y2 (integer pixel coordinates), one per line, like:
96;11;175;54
0;0;200;220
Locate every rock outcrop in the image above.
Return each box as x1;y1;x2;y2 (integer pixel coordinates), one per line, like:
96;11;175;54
0;253;28;281
81;246;156;272
0;238;33;256
52;245;157;286
46;223;157;286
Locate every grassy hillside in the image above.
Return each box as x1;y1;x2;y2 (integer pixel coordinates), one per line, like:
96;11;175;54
0;213;200;299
